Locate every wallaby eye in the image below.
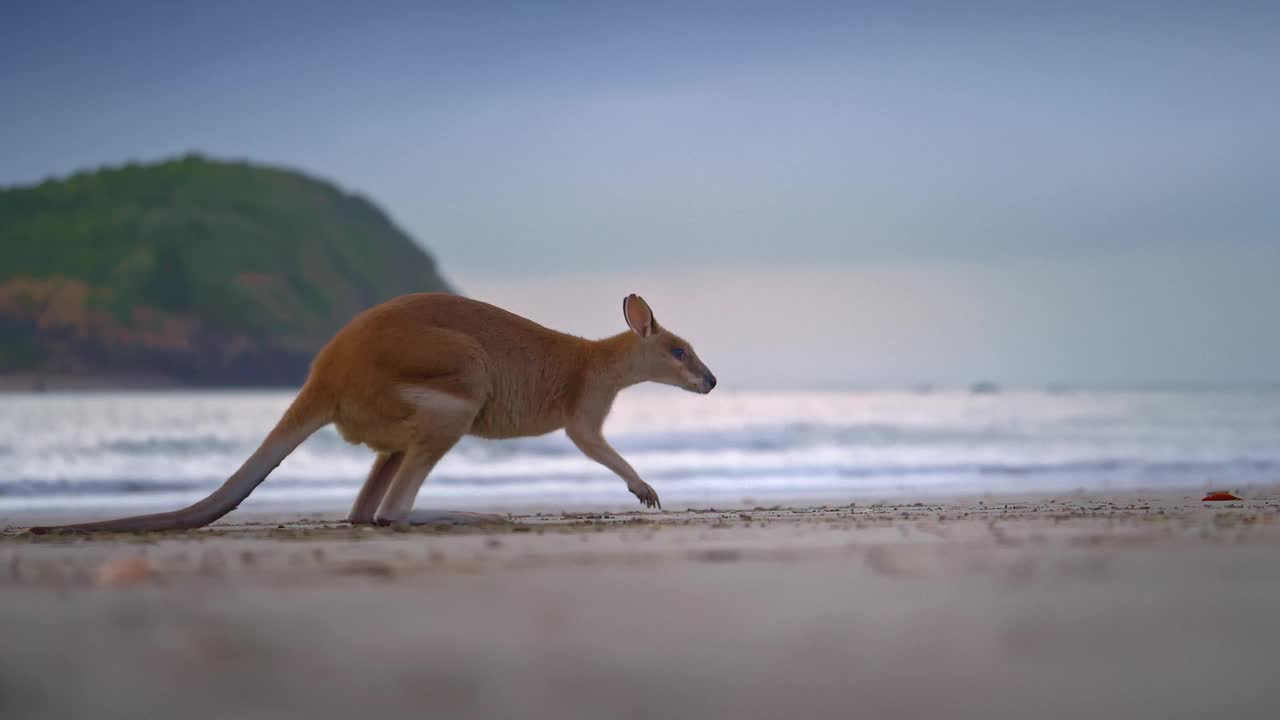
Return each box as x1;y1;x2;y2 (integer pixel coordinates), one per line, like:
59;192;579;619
671;347;686;360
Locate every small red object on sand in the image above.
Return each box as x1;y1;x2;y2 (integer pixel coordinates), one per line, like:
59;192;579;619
1202;492;1243;502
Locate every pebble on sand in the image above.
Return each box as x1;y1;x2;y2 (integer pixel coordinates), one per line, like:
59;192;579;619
93;556;153;587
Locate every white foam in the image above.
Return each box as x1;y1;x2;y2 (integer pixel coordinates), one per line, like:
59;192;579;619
2;389;1278;511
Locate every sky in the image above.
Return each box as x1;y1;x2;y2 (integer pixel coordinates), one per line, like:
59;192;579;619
3;1;1279;388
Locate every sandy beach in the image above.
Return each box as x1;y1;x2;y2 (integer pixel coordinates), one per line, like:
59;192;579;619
2;488;1278;719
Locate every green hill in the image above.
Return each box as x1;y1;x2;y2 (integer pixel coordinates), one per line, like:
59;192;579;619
0;154;453;388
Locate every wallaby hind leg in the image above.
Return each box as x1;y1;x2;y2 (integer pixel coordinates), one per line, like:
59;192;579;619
373;437;465;526
372;385;480;526
352;452;500;526
348;452;404;525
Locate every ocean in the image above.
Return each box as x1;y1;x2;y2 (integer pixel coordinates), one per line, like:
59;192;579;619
1;388;1277;514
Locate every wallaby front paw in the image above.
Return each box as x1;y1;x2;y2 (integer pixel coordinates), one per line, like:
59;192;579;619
629;481;661;509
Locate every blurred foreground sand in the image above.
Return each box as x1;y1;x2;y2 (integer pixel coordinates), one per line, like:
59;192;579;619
2;489;1278;719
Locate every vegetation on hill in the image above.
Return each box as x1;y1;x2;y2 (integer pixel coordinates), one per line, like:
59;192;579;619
0;154;452;387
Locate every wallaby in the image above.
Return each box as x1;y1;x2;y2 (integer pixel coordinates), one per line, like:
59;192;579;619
28;293;716;533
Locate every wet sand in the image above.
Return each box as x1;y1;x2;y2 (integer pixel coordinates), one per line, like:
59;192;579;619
2;488;1278;719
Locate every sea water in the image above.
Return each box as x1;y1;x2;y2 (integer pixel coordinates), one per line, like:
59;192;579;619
1;388;1277;513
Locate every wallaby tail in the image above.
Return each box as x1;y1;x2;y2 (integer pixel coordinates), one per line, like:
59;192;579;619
28;385;333;534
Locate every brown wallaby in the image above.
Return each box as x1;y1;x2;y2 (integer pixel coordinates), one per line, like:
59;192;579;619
29;293;716;533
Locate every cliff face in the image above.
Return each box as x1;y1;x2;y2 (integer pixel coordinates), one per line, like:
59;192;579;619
0;155;453;388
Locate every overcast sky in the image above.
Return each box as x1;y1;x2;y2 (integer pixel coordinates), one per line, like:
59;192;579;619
4;1;1278;387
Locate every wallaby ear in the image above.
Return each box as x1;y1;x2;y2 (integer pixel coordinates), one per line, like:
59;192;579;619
623;293;658;337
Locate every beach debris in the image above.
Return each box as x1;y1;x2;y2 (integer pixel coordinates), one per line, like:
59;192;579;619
864;546;932;576
93;556;153;587
691;548;742;563
335;560;397;579
1202;492;1243;502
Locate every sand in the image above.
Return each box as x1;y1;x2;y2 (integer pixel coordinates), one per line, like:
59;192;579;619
2;489;1278;719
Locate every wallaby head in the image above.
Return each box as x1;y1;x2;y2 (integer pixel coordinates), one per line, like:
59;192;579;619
622;293;717;394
